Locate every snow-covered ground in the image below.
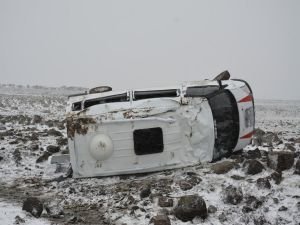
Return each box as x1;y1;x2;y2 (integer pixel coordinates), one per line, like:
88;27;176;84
0;85;299;225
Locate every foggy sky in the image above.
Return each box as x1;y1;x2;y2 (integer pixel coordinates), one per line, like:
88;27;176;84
0;0;299;100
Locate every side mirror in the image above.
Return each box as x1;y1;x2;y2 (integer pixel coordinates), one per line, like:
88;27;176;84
213;71;231;81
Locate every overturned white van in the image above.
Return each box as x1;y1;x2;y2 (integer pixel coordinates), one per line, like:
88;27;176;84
66;71;255;178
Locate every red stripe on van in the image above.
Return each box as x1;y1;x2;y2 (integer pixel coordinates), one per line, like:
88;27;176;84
238;95;253;103
240;131;254;139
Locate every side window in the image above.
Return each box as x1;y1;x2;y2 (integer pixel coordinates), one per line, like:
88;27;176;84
83;93;128;109
185;86;219;97
133;127;164;155
134;89;178;100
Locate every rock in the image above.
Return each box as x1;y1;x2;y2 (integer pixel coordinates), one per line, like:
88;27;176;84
242;206;253;213
231;175;245;180
218;212;227;222
29;132;39;141
245;196;262;209
13;149;22;164
262;132;281;146
174;195;207;222
222;185;243;205
56;137;68;146
46;145;60;154
178;173;201;191
253;128;265;146
285;143;296;152
267;151;295;171
269;171;282;184
0;156;3;161
44;200;64;218
243;159;265;175
150;215;171;225
178;180;193;191
32;115;42;124
22;197;43;218
140;185;151;198
256;177;271;189
278;206;288;211
158;197;173;207
245;148;261;159
14;215;25;224
30;144;39;151
207;205;217;214
211;160;236;174
36;151;52;163
294;137;300;143
47;128;63;137
294;159;300;175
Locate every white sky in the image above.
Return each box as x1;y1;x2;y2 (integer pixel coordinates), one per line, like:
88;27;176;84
0;0;299;100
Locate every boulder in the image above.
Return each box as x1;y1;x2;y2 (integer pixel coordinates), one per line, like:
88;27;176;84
211;161;236;174
267;151;294;171
294;159;300;175
158;197;173;207
32;115;42;124
150;215;171;225
22;197;43;218
56;137;68;146
47;128;63;137
269;171;282;184
222;185;243;205
46;145;60;154
36;151;52;163
140;185;151;199
243;159;265;175
207;205;217;214
245;148;261;159
174;195;207;222
256;177;271;189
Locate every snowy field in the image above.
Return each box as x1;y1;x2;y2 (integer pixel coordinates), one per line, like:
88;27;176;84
0;84;299;225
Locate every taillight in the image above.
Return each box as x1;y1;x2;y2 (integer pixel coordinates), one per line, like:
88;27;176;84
238;95;253;103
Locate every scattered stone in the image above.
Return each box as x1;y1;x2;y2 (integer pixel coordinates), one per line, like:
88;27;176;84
269;171;282;184
294;137;300;143
285;143;296;152
158;197;173;207
262;132;281;146
273;198;279;204
231;175;245;180
222;185;243;205
46;145;60;154
22;197;43;218
211;160;236;174
245;148;261;159
245;196;262;209
32;115;42;124
174;195;207;222
256;177;271;189
36;151;52;163
67;215;85;224
243;159;265;175
56;137;68;146
29;132;39;141
242;206;253;213
218;212;227;222
47;128;63;137
294;159;300;175
44;200;64;218
178;180;193;191
150;215;171;225
14;215;25;224
13;149;22;164
30;144;39;151
278;206;288;211
140;185;151;198
207;205;217;214
267;151;294;171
